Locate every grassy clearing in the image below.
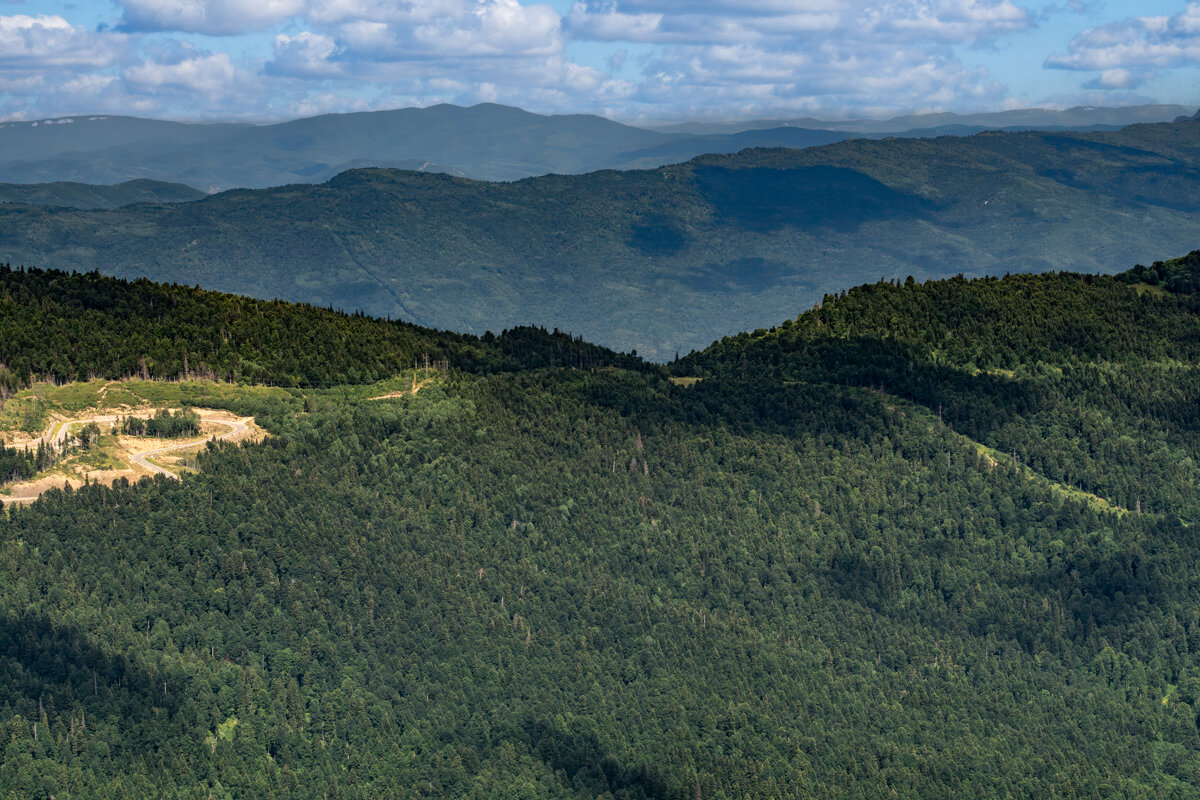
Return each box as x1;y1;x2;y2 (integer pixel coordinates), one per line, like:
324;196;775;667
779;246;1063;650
1131;282;1170;297
849;385;1134;518
668;377;703;387
0;379;296;434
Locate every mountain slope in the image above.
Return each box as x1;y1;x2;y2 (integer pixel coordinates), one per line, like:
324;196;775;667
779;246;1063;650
0;104;675;188
5;258;1200;796
4;119;1200;359
655;103;1194;134
2;104;1193;190
0;266;639;397
0;179;205;209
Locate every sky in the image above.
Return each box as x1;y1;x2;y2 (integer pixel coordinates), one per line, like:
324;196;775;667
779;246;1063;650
0;0;1198;124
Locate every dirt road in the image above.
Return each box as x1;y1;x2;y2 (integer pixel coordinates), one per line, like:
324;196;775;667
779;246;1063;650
130;416;252;476
2;410;257;505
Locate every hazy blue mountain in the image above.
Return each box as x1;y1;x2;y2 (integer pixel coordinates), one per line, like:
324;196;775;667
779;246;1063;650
652;104;1194;135
0;179;205;209
3;119;1200;360
2;103;1195;190
0;104;673;189
603;127;855;170
0;115;248;166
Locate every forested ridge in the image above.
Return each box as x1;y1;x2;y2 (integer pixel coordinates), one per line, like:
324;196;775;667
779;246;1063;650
5;258;1200;797
0;265;640;396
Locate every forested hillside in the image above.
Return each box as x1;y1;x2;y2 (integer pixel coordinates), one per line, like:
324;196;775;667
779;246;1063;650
3;119;1200;359
0;180;204;210
3;256;1200;796
0;266;639;395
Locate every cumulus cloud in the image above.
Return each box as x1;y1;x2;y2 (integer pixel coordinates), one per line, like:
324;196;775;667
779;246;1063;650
8;0;1188;125
862;0;1030;42
567;0;1029;45
123;52;241;94
118;0;305;35
559;0;1029;119
268;31;343;78
0;14;124;68
1045;2;1200;79
1081;68;1150;90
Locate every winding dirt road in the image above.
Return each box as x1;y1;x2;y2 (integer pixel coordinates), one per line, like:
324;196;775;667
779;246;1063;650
2;410;256;505
130;416;252;476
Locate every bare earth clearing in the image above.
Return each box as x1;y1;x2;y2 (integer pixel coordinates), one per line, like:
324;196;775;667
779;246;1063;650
368;378;433;401
2;408;262;506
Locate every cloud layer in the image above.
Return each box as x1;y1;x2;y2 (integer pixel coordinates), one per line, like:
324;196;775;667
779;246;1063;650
0;0;1194;122
1046;2;1200;89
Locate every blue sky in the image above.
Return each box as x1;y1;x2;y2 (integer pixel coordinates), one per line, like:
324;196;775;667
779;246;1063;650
0;0;1197;123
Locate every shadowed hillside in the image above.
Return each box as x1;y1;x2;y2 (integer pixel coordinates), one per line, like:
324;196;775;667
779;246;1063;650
4;119;1200;359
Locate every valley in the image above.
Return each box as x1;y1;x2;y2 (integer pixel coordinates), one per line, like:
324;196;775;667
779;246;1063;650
4;117;1199;360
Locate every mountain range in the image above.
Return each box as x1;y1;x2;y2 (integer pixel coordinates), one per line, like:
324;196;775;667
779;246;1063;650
3;115;1200;360
0;102;1192;190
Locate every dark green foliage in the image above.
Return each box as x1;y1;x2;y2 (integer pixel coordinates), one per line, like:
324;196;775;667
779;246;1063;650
678;269;1200;522
121;410;199;438
0;442;36;482
1120;250;1200;294
0;180;204;210
6;259;1200;796
0;265;641;391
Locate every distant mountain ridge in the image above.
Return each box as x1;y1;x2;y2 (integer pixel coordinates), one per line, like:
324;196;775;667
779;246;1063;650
3;118;1200;360
655;104;1195;135
0;179;204;209
0;102;1193;191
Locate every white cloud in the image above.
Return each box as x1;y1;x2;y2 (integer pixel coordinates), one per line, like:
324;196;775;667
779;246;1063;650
0;14;124;68
269;31;343;77
123;52;241;94
567;0;1029;45
10;0;1189;126
567;5;664;42
1045;2;1200;78
862;0;1030;43
118;0;305;35
1082;68;1149;90
624;37;1007;118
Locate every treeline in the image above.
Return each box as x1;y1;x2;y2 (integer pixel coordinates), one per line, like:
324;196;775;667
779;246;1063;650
0;441;38;483
121;409;199;438
676;265;1200;522
679;269;1200;374
1119;249;1200;294
0;265;645;394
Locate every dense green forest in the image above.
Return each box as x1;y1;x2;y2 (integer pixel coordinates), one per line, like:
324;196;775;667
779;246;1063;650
121;410;200;438
0;180;204;210
3;118;1200;359
0;266;640;396
5;260;1200;796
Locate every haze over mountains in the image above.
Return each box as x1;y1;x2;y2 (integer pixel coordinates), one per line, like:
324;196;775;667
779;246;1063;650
2;114;1199;360
0;103;1191;191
